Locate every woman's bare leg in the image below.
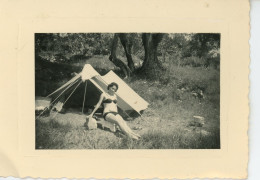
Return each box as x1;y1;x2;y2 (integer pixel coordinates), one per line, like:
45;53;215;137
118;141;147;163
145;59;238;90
105;113;140;140
115;115;141;138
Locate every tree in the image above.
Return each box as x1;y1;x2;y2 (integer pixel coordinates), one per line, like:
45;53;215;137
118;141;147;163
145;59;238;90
109;33;132;78
189;33;220;58
109;33;164;78
159;34;191;66
140;33;164;73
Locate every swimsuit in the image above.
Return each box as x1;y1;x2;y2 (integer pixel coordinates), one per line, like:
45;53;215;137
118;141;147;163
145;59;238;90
103;112;118;120
103;99;117;104
102;96;118;120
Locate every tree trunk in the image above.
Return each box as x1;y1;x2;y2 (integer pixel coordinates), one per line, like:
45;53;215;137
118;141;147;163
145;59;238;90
109;34;131;78
140;33;164;74
118;33;135;72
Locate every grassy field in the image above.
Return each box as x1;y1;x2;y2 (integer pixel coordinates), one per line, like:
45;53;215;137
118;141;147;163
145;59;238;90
36;55;220;149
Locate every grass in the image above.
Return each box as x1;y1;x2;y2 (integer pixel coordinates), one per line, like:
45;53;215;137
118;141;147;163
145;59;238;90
35;119;72;149
36;119;220;149
35;55;220;149
111;129;220;149
35;119;107;149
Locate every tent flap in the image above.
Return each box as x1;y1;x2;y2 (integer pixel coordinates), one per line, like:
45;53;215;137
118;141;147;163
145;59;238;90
102;71;149;114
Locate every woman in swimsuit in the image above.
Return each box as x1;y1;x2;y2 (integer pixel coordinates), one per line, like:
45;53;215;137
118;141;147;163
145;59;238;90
89;82;141;140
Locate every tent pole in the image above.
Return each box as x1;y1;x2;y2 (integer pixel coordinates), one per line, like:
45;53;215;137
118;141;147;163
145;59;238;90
82;81;87;114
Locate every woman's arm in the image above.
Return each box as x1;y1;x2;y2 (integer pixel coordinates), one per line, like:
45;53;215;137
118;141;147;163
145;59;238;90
89;93;104;117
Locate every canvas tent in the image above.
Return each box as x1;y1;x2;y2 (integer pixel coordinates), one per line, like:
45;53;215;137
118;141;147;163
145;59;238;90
46;64;149;117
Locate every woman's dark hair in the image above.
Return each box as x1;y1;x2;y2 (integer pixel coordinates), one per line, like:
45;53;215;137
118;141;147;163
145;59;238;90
107;82;119;91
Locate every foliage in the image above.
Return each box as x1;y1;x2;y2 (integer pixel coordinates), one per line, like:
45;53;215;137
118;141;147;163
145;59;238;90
35;33;220;69
189;33;220;58
158;33;220;68
35;33;113;62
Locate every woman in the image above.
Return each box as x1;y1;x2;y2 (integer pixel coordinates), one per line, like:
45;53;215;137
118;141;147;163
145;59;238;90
89;82;141;140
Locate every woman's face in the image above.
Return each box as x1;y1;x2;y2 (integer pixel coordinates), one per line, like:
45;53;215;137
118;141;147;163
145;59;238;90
109;85;117;93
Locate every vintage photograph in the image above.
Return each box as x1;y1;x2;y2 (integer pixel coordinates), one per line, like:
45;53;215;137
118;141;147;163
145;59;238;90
35;33;220;149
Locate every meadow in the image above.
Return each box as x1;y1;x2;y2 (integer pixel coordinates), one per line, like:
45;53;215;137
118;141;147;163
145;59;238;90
35;55;220;149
